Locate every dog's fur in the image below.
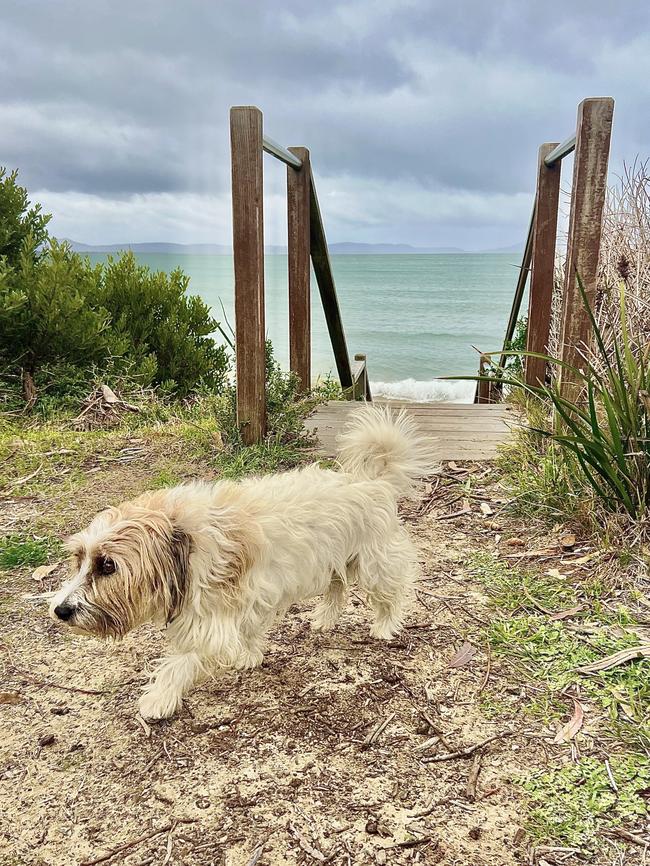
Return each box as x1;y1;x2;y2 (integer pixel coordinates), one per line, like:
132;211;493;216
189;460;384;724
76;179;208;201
50;405;432;719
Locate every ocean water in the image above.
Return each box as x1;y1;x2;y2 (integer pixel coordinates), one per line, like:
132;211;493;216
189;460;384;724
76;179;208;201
88;252;520;402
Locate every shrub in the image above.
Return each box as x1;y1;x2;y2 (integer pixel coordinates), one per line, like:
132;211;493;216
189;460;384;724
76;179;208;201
0;168;230;404
96;252;229;397
491;280;650;522
0;240;120;402
0;166;51;267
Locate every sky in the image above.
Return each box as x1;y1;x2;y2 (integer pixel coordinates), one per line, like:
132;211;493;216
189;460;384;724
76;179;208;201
2;0;649;250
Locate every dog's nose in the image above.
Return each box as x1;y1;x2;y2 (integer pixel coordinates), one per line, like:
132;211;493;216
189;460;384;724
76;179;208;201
54;603;76;622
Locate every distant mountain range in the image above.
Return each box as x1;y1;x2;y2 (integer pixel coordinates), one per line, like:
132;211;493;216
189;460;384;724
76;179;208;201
62;239;524;255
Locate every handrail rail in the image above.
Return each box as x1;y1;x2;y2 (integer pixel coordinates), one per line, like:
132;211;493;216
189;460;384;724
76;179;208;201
498;203;536;369
262;134;303;169
476;97;614;406
544;135;576;167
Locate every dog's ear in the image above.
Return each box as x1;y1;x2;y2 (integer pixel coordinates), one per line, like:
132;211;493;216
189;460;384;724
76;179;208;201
166;527;191;622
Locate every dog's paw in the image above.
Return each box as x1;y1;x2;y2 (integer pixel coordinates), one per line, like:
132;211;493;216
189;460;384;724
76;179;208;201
233;648;264;670
138;689;181;721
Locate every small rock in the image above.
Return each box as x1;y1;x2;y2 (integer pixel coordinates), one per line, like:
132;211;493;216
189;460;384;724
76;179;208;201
365;818;379;835
152;783;176;805
50;706;70;716
38;733;56;747
469;827;482;840
195;796;211;809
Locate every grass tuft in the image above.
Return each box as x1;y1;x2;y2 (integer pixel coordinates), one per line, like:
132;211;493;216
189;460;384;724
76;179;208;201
0;533;60;569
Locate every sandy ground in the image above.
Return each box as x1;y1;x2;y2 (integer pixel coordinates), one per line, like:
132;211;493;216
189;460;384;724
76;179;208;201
0;456;553;866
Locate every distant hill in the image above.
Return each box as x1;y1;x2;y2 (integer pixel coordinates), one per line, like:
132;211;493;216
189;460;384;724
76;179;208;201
328;242;465;254
62;239;524;255
480;242;525;254
63;240;232;254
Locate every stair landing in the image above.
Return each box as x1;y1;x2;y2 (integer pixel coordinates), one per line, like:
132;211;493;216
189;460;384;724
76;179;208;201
305;400;516;462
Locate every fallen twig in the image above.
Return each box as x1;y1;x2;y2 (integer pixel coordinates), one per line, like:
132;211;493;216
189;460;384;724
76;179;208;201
363;712;395;748
465;753;482;800
80;819;197;866
609;827;650;847
421;731;514;763
19;673;107;696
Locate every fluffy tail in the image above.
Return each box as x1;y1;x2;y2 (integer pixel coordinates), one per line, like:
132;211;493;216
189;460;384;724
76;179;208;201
337;404;435;496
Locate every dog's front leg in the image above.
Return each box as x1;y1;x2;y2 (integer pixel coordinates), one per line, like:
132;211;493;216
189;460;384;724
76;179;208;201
139;651;208;720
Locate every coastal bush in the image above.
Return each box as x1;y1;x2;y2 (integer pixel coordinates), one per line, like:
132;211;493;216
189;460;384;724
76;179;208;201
493;281;650;523
0;167;229;404
96;252;228;397
0;240;118;403
0;166;51;267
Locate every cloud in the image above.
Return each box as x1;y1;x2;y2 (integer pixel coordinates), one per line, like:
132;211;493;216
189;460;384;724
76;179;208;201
2;0;649;245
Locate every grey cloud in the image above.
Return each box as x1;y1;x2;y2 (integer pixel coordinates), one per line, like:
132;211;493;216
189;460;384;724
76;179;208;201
1;0;649;243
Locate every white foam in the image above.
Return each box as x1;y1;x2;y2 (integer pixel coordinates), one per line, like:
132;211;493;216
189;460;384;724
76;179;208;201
370;377;476;403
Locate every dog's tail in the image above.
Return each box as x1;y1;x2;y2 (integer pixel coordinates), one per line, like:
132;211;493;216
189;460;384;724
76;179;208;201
336;404;434;496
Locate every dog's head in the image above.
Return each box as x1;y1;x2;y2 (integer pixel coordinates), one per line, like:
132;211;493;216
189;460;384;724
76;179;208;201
49;502;191;638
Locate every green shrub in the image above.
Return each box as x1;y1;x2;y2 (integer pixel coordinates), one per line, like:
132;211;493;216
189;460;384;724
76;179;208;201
0;166;51;267
0;240;121;400
96;253;229;397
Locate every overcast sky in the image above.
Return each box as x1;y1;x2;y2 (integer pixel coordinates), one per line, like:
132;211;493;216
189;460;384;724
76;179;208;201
2;0;649;249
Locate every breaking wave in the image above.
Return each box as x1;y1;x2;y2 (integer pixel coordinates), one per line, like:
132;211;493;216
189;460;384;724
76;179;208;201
370;378;475;403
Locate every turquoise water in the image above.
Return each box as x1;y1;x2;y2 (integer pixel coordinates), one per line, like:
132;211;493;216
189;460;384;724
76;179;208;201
88;252;519;402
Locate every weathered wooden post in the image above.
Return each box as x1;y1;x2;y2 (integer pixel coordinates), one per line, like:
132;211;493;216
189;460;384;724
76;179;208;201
525;142;562;387
558;97;614;402
230;106;266;444
287;147;311;391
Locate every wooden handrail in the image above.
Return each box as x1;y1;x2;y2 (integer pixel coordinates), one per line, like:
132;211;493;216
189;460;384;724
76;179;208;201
308;176;354;394
478;96;614;407
230;106;370;443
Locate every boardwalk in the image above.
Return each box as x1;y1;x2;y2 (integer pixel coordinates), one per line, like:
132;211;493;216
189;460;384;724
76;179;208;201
305;400;516;461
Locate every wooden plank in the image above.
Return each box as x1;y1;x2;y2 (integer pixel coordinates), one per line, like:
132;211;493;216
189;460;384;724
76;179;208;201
305;400;513;462
525;142;561;387
287;146;311;391
559;97;614;403
230;106;266;444
309;173;354;392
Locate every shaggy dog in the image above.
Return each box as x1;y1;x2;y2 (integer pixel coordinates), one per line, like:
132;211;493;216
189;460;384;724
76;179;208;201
50;405;431;719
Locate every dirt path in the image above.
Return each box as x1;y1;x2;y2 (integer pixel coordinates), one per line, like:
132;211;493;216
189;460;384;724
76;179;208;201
0;459;550;866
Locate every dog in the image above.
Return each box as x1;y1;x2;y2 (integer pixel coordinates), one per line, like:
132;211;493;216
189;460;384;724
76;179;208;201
50;405;432;719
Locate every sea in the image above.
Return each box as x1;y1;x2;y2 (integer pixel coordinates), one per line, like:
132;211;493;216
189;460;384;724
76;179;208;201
88;252;520;403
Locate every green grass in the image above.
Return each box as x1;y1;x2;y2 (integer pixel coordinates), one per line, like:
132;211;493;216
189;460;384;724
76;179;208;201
0;533;61;569
467;550;650;852
524;755;650;849
469;552;650;735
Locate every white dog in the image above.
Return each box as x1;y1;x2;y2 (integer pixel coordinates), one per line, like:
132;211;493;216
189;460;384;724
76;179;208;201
50;405;431;719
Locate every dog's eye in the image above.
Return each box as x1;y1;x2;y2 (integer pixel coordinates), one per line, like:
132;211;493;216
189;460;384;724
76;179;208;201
97;556;116;576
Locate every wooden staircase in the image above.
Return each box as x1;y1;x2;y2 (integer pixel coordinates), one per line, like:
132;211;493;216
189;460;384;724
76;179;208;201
305;400;516;462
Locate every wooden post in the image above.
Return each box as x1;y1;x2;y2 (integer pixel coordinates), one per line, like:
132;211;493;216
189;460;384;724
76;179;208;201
230;106;266;444
558;97;614;402
287;147;311;391
525;142;561;387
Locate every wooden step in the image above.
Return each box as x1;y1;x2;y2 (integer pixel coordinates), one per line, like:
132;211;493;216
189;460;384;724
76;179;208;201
305;400;516;462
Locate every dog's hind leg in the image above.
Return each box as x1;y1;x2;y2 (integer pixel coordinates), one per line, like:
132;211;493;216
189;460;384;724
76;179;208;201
358;533;417;640
311;573;348;631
